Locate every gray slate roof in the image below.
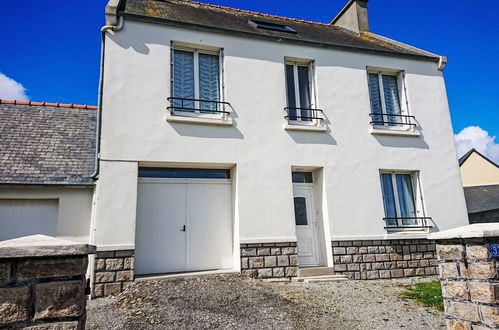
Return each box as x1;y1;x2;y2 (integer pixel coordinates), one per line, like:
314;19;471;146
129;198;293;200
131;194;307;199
463;185;499;214
121;0;439;61
0;102;97;185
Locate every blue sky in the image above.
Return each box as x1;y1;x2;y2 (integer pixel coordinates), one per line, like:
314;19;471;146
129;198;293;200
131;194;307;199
1;0;498;160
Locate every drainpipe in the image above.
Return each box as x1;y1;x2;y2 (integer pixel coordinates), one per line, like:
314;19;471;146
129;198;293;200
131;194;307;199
91;15;124;180
437;56;447;71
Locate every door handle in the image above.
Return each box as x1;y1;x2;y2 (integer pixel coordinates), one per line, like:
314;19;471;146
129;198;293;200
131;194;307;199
181;225;186;232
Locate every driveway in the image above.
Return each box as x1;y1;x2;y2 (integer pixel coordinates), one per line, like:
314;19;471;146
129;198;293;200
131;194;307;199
86;274;445;329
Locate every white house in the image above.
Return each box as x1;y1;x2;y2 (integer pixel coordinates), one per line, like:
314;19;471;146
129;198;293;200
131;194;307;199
87;0;469;296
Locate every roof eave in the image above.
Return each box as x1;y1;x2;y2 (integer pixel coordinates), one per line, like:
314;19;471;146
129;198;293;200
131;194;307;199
120;12;440;63
0;183;95;188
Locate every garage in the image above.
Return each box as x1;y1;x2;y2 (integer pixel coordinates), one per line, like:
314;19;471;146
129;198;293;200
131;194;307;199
134;168;233;275
0;199;58;241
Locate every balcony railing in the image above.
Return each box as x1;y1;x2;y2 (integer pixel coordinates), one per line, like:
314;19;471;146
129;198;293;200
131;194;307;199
384;217;433;229
370;113;416;127
285;107;324;122
167;97;231;115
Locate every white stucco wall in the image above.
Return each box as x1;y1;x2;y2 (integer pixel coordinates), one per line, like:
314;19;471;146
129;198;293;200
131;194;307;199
96;19;468;250
0;186;94;243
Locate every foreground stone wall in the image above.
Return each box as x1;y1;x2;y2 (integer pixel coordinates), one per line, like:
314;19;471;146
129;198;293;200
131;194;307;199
93;250;135;298
240;242;298;278
0;235;95;330
332;239;438;279
435;238;499;329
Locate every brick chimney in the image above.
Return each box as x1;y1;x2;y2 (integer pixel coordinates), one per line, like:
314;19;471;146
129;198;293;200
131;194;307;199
331;0;369;33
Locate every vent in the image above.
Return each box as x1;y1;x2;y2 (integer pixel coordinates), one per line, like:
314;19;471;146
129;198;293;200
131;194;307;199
248;20;296;33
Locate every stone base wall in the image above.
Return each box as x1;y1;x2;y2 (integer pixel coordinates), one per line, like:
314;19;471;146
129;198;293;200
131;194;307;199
332;239;438;280
436;239;499;329
240;242;298;278
93;250;134;298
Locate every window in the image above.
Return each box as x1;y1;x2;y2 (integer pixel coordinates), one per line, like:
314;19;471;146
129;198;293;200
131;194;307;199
292;172;313;183
169;46;228;116
139;168;230;179
294;197;308;225
285;61;323;123
248;20;296;33
367;70;413;128
379;171;431;229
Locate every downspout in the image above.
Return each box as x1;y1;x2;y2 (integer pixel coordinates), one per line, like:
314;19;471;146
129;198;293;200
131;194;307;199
91;16;124;180
437;56;447;71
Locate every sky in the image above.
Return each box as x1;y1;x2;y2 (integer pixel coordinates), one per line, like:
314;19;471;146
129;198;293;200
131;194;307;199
1;0;498;162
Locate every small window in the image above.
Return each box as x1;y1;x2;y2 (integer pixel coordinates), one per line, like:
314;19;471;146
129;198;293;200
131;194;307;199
379;171;430;229
292;172;313;183
169;46;228;116
139;168;230;179
248;20;296;33
367;70;413;128
294;197;308;225
285;62;323;123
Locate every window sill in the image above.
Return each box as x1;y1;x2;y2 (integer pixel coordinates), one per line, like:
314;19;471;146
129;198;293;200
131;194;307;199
166;113;233;126
370;127;420;137
284;123;326;132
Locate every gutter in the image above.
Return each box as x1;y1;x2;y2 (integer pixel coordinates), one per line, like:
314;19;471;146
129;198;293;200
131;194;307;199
91;12;124;180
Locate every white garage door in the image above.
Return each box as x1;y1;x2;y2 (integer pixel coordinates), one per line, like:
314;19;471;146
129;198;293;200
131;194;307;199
135;169;233;275
0;199;58;241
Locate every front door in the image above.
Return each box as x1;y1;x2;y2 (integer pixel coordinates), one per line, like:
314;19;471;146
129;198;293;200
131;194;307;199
293;184;321;267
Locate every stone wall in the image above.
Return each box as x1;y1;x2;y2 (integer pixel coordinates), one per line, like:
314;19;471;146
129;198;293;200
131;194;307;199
93;250;135;298
435;238;498;329
0;235;95;330
240;242;298;279
332;239;438;279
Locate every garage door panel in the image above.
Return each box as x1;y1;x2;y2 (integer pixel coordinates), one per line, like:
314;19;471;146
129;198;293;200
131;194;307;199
186;183;233;271
135;183;187;275
0;199;58;241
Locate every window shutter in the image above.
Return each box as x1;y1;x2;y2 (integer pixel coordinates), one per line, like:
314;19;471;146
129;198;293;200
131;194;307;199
395;174;417;224
198;53;220;111
380;173;397;223
382;75;402;124
368;73;383;123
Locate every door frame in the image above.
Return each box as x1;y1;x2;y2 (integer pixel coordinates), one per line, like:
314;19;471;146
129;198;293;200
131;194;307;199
293;182;324;267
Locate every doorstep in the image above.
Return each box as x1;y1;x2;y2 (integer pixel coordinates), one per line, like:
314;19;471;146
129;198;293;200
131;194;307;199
135;268;238;282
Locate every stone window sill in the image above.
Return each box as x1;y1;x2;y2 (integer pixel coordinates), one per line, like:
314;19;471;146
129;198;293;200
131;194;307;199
370;127;421;137
284;123;326;132
166;113;233;126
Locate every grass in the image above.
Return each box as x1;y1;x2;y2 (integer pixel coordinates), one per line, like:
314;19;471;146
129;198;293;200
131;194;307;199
401;280;444;311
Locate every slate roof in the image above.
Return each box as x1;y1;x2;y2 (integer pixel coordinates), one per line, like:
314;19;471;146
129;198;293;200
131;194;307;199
463;185;499;214
121;0;440;61
0;100;97;186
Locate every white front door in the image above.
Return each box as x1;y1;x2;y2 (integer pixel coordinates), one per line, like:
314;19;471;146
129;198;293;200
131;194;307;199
293;184;321;267
135;178;233;275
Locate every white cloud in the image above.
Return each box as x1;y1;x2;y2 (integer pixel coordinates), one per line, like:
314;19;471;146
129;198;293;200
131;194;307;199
455;126;499;163
0;72;29;101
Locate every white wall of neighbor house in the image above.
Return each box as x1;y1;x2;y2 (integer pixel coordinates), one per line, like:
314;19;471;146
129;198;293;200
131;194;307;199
0;186;93;243
96;19;468;249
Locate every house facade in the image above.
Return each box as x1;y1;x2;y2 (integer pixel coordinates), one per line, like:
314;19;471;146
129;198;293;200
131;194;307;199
89;0;469;295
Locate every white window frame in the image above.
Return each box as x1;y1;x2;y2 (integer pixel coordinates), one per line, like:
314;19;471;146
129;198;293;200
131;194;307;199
170;44;226;120
367;68;411;130
379;170;428;230
285;60;321;127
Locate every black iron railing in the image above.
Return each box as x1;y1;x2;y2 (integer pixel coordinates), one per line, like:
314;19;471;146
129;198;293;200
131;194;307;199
370;113;416;127
285;107;324;122
167;97;231;115
384;217;433;229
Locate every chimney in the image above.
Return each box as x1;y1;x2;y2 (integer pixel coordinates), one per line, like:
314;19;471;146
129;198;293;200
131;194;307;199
331;0;369;34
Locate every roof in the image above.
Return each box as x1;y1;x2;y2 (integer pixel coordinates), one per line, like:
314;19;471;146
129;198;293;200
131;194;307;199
463;184;499;214
459;148;499;168
120;0;440;61
0;100;97;186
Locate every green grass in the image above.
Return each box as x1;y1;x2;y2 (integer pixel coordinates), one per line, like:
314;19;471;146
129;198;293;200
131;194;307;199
401;280;444;311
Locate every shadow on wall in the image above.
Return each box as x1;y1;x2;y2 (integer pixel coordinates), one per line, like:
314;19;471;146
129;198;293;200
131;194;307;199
286;130;337;145
372;134;429;149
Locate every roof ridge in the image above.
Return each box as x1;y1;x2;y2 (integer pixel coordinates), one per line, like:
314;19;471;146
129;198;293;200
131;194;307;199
178;0;335;28
0;99;97;110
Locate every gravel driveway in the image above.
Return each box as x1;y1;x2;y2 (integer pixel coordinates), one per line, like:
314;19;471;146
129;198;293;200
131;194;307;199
86;274;445;329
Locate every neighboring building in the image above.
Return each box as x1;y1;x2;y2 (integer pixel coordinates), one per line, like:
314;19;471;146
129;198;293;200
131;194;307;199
0;100;96;243
459;148;499;223
90;0;468;295
459;148;499;187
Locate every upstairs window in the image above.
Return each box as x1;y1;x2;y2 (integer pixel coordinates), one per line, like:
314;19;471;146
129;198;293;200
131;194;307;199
169;46;229;117
284;61;323;124
367;70;414;129
379;171;431;230
248;20;296;33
